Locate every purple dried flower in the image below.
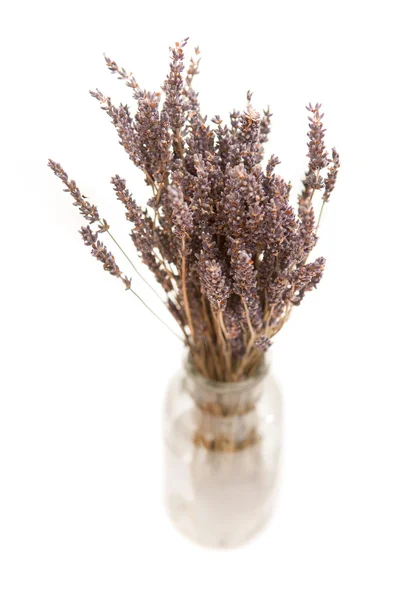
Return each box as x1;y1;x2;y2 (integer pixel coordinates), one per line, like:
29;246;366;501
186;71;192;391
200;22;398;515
48;40;339;382
323;148;340;202
254;335;272;351
80;225;98;246
230;244;263;332
305;103;330;173
198;254;230;312
48;160;99;223
169;184;193;238
103;54;141;97
91;240;121;277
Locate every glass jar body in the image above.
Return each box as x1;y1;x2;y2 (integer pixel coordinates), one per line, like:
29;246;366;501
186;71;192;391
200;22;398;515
163;362;283;548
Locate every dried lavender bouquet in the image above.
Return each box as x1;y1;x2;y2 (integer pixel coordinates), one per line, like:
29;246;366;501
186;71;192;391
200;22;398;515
49;39;339;383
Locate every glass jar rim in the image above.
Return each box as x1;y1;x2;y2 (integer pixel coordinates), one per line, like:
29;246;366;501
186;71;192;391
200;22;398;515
184;354;269;394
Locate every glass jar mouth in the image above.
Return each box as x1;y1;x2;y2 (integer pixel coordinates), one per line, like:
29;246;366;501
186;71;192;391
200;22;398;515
183;354;269;416
184;354;269;393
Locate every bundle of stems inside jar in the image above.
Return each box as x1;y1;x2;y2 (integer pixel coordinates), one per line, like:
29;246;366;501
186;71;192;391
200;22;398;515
49;39;339;383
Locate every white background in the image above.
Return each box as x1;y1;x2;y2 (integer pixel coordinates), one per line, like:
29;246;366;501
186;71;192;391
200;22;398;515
1;0;399;598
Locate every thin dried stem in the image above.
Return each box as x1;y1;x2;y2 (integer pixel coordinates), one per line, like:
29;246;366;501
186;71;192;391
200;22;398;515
127;288;183;342
105;227;166;305
181;237;195;340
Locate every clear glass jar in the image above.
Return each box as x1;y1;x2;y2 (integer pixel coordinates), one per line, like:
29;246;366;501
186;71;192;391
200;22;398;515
163;359;283;548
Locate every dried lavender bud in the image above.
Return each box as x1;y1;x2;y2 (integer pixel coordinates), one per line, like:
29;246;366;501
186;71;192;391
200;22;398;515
198;253;230;312
80;225;98;246
110;175;160;274
188;154;215;227
299;204;317;257
254;335;272;351
162;39;188;144
218;163;247;236
111;174;140;222
266;154;280;178
169;185;193;238
266;274;288;305
289;257;326;305
121;275;132;290
91;240;121;277
298;103;332;235
230;245;263;332
98;220;110;233
134;91;168;183
304;172;324;190
323;148;340;202
237;103;261;171
104;54;141;96
90;92;148;182
183;45;201;114
305;103;330;173
48;160;99;223
259;107;272;145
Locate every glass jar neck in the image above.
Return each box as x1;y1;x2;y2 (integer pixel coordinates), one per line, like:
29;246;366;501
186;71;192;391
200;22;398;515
184;360;268;417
